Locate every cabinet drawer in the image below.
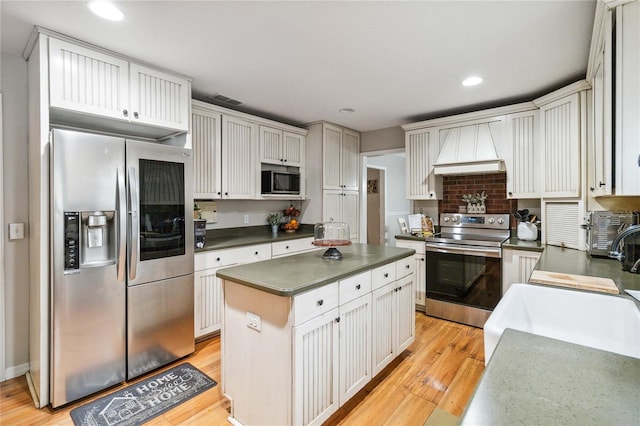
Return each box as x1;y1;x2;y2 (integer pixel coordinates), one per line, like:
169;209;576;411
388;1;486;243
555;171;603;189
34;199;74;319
371;262;396;290
396;257;416;279
339;271;372;305
272;237;316;257
195;243;271;271
195;250;237;271
236;244;272;264
292;282;339;326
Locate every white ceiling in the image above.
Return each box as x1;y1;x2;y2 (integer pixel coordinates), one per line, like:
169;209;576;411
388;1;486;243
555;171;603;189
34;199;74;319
1;1;596;132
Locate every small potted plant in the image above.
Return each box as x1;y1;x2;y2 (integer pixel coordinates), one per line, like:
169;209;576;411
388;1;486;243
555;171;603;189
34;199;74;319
267;212;283;234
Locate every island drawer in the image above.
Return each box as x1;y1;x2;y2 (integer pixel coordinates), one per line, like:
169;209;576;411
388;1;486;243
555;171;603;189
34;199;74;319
339;270;372;305
371;262;396;290
292;282;339;326
396;257;416;279
272;237;316;257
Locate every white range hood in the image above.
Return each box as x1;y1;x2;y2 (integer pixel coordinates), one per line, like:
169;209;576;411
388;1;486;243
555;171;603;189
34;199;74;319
433;121;505;175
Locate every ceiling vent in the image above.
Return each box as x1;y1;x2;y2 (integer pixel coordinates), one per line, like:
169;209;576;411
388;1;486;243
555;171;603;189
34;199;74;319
433;121;505;175
207;93;243;106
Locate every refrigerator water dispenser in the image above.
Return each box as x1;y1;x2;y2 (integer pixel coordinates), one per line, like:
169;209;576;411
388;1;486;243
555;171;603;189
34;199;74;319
80;211;116;267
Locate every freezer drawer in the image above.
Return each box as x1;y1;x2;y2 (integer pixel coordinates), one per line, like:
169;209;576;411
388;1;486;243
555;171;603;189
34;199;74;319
127;275;195;380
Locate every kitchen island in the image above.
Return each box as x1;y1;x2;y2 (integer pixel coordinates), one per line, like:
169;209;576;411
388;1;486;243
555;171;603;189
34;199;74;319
217;244;416;426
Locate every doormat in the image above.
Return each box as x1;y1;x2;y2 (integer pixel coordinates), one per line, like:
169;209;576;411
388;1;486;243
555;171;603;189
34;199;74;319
70;363;217;426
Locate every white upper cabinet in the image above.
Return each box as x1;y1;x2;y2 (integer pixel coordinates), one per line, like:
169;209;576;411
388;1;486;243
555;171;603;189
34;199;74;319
192;106;223;199
260;126;305;167
222;115;258;199
405;128;442;200
323;124;360;191
539;93;581;198
615;1;640;195
49;37;190;133
505;110;540;199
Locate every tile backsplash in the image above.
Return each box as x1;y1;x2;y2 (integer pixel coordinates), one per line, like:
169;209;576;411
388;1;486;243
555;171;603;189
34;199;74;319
442;173;514;213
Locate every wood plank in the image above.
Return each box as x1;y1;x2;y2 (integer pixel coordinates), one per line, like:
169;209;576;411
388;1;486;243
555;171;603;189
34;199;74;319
0;313;483;426
529;270;619;294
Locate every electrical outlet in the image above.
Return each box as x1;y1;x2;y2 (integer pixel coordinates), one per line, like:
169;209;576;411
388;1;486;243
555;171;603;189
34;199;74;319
246;312;261;332
243;214;249;224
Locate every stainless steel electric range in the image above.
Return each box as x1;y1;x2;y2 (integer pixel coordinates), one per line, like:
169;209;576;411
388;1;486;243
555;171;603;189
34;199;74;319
425;213;511;328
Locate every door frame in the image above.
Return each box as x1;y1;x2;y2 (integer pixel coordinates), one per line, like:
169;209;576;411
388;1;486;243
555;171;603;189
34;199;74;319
365;166;386;245
359;148;403;244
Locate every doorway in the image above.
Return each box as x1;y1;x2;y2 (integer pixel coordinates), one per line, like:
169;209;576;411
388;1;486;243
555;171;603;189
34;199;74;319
366;166;386;245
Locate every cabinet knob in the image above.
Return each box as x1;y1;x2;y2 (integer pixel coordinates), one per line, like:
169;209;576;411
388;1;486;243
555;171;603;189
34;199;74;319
225;192;228;196
384;273;389;278
255;251;259;255
286;246;290;249
406;264;410;269
508;191;513;196
216;257;221;261
335;317;340;323
317;299;324;306
420;258;425;261
133;111;139;119
122;109;129;117
356;284;361;290
599;181;606;187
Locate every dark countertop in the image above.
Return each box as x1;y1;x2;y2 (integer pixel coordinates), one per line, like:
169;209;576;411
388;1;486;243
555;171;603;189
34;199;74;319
534;244;640;295
216;243;415;296
460;329;640;426
195;224;315;252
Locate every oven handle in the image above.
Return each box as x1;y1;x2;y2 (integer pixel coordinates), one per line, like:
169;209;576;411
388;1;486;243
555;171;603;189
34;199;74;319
425;243;502;258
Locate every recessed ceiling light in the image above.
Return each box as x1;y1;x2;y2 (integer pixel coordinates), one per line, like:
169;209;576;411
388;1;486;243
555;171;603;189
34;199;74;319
339;108;355;113
462;76;483;87
88;1;124;21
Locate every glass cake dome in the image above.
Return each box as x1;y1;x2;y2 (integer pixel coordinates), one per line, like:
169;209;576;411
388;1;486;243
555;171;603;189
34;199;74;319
313;221;351;260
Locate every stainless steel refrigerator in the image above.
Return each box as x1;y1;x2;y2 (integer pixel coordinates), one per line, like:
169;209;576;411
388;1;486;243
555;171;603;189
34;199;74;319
50;128;194;408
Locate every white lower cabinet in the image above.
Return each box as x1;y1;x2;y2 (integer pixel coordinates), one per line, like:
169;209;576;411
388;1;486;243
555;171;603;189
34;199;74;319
293;307;340;426
501;248;542;295
223;256;414;426
371;274;416;376
394;239;426;310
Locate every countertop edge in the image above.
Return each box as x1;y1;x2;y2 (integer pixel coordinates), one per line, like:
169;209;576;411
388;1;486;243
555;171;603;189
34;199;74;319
217;248;415;297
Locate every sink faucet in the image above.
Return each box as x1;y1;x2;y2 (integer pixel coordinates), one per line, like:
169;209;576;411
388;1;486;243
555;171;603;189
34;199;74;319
609;224;640;272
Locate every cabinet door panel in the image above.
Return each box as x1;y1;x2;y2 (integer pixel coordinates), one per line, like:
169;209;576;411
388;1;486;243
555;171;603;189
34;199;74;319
222;116;258;198
406;129;440;199
341;130;360;190
339;294;372;405
415;254;426;308
129;63;190;131
283;132;304;167
323;125;342;189
506;111;539;198
395;274;416;353
371;283;396;376
194;268;225;338
260;126;283;164
540;93;580;197
323;190;343;223
342;191;359;241
192;108;222;198
49;38;129;120
293;308;339;426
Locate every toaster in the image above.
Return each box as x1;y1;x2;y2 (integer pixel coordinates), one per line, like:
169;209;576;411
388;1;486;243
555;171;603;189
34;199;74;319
587;211;638;257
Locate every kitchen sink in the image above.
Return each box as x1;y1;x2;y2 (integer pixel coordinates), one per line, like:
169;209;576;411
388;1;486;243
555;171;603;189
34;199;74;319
484;283;640;364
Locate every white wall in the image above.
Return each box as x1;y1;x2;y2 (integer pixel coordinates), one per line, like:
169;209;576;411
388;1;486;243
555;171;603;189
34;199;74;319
201;199;305;229
2;52;30;379
361;126;404;152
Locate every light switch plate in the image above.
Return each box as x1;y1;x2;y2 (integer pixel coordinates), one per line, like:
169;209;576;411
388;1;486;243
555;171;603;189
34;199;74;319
9;223;25;240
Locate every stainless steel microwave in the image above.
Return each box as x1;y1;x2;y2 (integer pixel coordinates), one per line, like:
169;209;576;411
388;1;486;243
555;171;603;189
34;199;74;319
261;170;300;194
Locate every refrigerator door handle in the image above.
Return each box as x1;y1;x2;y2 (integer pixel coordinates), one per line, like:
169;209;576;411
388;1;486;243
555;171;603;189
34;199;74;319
116;166;127;282
128;167;139;281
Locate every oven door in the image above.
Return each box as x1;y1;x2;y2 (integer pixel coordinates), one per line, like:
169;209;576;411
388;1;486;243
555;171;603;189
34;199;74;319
425;243;502;326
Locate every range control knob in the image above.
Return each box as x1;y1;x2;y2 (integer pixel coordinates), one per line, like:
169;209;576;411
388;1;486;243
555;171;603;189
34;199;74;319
488;217;495;224
451;216;458;222
443;216;450;222
497;218;505;225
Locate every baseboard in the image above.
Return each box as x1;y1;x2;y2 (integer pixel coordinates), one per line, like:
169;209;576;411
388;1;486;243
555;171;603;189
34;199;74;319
4;362;29;381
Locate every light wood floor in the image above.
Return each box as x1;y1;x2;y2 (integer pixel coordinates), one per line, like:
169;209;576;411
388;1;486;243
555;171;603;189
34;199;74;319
0;313;484;425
